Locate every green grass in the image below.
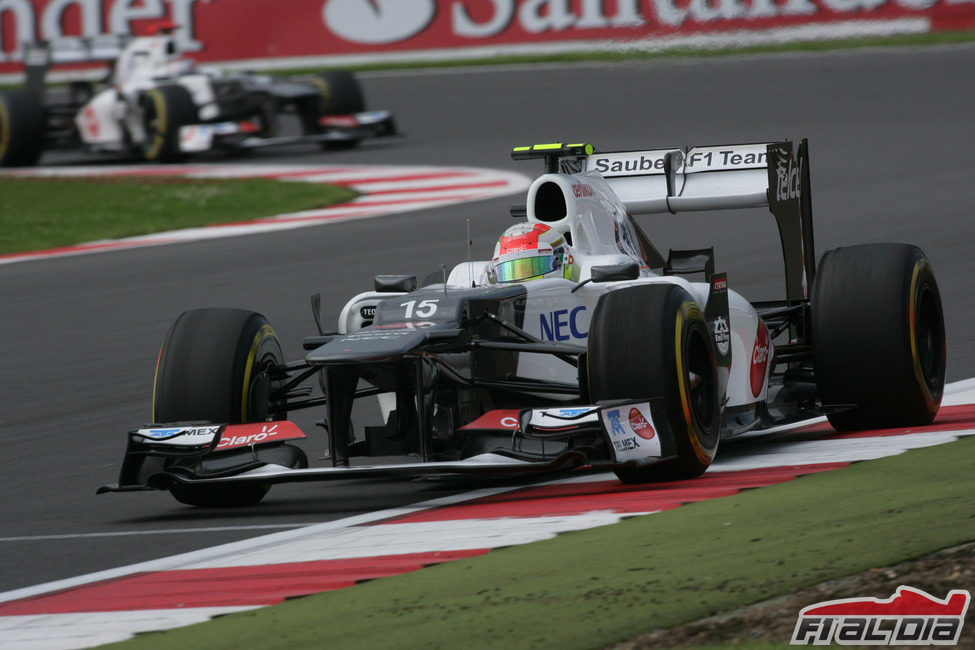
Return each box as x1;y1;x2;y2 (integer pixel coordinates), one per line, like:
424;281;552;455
101;435;975;650
0;176;358;254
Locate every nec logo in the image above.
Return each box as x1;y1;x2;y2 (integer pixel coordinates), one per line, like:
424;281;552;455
539;306;587;342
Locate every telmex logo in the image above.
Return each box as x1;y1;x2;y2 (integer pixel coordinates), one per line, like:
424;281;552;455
791;586;970;646
712;316;730;356
142;426;219;439
323;0;436;44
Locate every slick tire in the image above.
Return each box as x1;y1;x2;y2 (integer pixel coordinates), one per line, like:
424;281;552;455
588;284;720;483
154;308;288;507
140;84;196;162
308;70;365;150
316;69;364;115
0;89;44;167
812;244;946;431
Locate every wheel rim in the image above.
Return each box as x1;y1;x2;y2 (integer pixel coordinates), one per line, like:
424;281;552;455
246;354;280;421
242;323;283;422
686;327;718;434
914;282;944;392
141;93;165;159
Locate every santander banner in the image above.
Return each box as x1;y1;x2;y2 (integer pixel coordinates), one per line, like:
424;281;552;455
2;0;974;75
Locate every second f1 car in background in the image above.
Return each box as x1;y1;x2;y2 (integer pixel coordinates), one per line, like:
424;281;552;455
0;31;397;166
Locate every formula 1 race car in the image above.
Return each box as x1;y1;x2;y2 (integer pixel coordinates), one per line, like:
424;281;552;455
98;139;947;507
0;32;396;166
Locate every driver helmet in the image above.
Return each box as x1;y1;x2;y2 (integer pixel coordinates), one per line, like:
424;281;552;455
490;222;573;283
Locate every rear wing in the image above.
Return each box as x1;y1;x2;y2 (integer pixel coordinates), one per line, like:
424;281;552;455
513;140;816;303
585;143;771;214
22;37;126;94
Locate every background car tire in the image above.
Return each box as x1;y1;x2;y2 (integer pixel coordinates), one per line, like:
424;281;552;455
154;308;301;507
0;89;45;167
812;243;946;430
306;70;366;150
140;85;196;162
588;284;721;483
316;69;365;114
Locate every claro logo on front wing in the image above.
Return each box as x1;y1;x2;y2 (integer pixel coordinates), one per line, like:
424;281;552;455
216;421;306;450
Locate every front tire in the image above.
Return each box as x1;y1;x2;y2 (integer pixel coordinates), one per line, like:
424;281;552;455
154;308;293;506
588;284;721;483
303;70;366;150
812;244;946;430
140;85;196;162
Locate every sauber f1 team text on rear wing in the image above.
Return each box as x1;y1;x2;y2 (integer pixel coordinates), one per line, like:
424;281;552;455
516;140;815;304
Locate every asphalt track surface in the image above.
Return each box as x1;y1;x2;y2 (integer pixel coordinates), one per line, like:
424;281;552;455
3;45;975;593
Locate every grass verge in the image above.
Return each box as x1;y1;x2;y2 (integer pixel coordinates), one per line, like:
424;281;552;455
0;176;358;255
103;435;975;650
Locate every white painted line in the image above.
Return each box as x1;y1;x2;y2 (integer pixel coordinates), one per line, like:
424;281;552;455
0;524;309;543
0;608;260;650
180;513;649;570
943;378;975;405
0;483;526;605
712;430;974;472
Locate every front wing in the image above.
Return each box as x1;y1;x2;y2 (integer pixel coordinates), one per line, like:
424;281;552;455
97;400;680;494
177;110;397;153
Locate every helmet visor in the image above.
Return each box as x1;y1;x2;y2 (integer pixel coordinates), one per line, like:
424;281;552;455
494;254;557;283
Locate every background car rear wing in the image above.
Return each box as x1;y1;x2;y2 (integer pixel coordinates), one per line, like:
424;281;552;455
513;140;816;304
22;37;126;94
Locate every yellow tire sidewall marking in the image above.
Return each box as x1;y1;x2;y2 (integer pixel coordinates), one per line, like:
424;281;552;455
143;90;167;160
675;301;714;465
241;324;276;422
310;78;331;112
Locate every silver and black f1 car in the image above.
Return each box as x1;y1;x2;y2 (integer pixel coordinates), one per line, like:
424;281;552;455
98;139;946;507
0;34;396;166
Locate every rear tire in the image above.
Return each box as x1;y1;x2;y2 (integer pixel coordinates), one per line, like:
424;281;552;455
812;244;945;430
154;308;292;507
0;89;44;167
588;284;720;483
140;85;196;162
